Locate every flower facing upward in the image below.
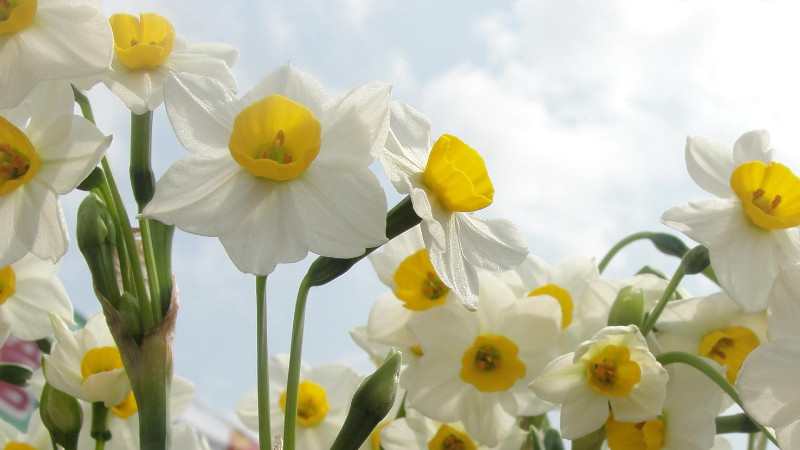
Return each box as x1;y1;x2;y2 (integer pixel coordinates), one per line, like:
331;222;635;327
661;130;800;311
530;325;668;440
141;66;390;275
0;82;111;268
379;101;528;310
0;0;112;108
76;12;237;114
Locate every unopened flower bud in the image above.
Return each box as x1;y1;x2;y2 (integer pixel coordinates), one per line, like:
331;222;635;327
77;193;120;307
40;382;83;450
330;349;402;450
607;286;644;327
0;362;32;386
648;232;689;258
683;245;711;275
118;291;143;344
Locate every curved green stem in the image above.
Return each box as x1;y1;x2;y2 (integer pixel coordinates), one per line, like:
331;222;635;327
256;275;271;450
72;85;96;124
639;262;684;336
283;276;311;450
656;352;778;446
598;232;653;273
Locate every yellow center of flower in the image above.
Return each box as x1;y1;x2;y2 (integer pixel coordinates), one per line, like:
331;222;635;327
423;134;494;212
393;249;450;310
229;94;322;181
4;443;37;450
698;326;760;383
279;380;329;427
585;345;641;397
0;266;15;306
0;0;36;35
730;161;800;230
605;412;664;450
411;345;424;356
528;284;573;329
370;421;390;450
459;334;525;392
80;347;124;381
428;424;478;450
110;13;175;70
0;116;40;197
112;391;138;419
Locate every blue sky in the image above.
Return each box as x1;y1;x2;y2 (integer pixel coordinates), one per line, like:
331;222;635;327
55;0;800;429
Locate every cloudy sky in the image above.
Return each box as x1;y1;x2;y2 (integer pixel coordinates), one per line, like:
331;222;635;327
55;0;800;423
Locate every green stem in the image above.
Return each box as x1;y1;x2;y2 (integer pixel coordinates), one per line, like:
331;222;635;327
715;413;760;434
256;275;271;450
639;261;685;336
283;276;311;450
656;352;778;446
90;402;110;450
72;85;96;124
598;232;652;273
101;157;155;332
130;111;155;210
93;177;133;294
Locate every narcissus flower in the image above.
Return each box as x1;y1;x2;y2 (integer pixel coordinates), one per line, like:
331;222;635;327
380;408;526;450
236;354;363;449
0;253;73;341
379;101;528;310
76;12;237;114
401;271;560;446
529;325;668;440
0;412;50;449
738;263;800;449
0;82;111;268
0;0;112;108
661;130;800;312
141;66;390;275
43;313;131;407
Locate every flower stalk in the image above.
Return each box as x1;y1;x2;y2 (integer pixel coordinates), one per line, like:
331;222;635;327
255;275;271;450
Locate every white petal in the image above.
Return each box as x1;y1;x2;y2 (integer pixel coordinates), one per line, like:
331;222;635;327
738;339;800;428
242;64;327;119
164;72;237;155
319;81;391;164
660;198;744;247
777;420;800;450
732;130;773;165
458;389;517;447
102;62;167;114
3;256;72;340
182;42;238;67
0;182;68;266
559;392;609;440
685;135;737;198
366;293;418;347
456;213;528;272
528;353;586;404
766;264;800;339
387;101;433;155
165;50;237;92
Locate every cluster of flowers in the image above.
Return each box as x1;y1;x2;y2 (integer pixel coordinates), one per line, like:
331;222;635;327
1;0;799;449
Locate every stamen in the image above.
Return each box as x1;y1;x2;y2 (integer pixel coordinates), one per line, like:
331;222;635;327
475;345;501;371
443;435;466;450
592;360;617;384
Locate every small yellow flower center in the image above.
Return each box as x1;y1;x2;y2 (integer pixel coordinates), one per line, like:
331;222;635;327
279;381;329;427
605;412;664;450
0;266;15;306
585;345;641;397
112;391;138;419
80;347;124;381
393;249;450;310
460;334;525;392
229;94;321;181
110;13;175;70
730;161;800;230
0;0;36;35
4;443;38;450
411;345;424;356
428;424;478;450
423;134;494;212
528;284;574;329
698;326;760;383
370;421;390;450
0;116;40;196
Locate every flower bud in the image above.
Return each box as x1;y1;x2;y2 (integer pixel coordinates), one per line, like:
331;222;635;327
76;166;104;191
118;291;143;344
607;286;644;327
330;349;402;450
647;232;689;258
77;193;120;307
40;382;83;450
683;245;711;275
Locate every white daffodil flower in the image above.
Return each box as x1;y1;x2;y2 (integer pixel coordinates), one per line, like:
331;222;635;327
75;12;237;114
141;66;390;275
401;271;561;446
0;0;112;108
380;408;526;450
603;361;724;450
0;411;50;449
530;325;668;440
661;130;800;312
656;292;766;385
0;81;111;268
43;313;131;407
236;354;363;450
738;263;800;449
0;253;73;341
379;101;528;310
